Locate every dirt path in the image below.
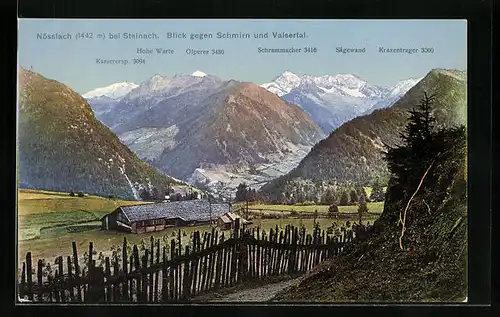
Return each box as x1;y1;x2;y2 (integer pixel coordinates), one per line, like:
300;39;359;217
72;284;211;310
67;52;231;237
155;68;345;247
197;276;302;302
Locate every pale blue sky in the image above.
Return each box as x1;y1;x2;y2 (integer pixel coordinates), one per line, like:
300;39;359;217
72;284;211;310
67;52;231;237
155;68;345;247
18;19;467;94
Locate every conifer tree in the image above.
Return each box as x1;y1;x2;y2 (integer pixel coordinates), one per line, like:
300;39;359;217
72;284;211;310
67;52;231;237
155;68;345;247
360;187;370;202
139;188;152;201
358;194;368;224
349;189;359;205
339;191;349;206
385;93;438;189
370;178;385;202
322;188;336;205
235;183;248;202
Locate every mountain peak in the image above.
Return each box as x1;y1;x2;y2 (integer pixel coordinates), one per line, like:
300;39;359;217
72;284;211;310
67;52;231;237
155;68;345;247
276;71;300;80
82;82;139;99
191;70;207;77
281;70;298;76
429;69;466;81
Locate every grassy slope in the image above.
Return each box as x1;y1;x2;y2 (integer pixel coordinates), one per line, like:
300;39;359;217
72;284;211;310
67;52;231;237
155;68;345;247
244;202;383;213
18;190;377;271
273;132;467;302
17;189;149;240
18;68;181;199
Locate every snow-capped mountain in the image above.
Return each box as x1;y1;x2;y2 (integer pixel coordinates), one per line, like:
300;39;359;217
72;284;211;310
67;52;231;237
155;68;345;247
84;70;209;102
389;77;423;96
261;71;422;133
82;82;139;99
84;72;324;195
84;72;223;121
261;71;302;96
191;70;207;77
363;77;424;115
83;82;140;118
123;71;221;102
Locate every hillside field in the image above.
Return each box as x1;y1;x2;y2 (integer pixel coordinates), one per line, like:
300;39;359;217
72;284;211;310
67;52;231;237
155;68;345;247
17;189;382;270
235;201;384;214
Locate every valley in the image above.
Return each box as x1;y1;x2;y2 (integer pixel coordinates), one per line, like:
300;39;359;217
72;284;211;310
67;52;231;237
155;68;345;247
17;189;381;271
16;67;469;303
82;69;425;197
16;18;470;304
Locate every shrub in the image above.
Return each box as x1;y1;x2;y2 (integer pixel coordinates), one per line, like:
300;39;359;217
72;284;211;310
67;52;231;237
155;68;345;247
328;204;339;213
77;192;85;197
69;191;75;197
296;201;316;206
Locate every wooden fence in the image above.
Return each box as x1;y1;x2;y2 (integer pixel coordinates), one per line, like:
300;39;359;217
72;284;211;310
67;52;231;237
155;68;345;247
18;220;363;303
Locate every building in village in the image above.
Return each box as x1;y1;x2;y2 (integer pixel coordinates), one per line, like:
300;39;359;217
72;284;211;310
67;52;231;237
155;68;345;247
217;211;250;230
101;199;231;233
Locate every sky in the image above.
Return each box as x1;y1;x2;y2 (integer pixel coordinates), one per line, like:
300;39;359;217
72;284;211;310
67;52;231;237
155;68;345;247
18;19;467;94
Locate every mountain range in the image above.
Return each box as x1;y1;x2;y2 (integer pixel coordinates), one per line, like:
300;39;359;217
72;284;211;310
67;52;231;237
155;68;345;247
259;69;467;201
17;68;184;200
33;67;459;200
83;71;422;192
261;71;422;133
84;71;325;194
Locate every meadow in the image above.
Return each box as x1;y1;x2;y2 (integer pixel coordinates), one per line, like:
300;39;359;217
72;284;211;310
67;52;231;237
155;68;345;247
235;201;384;215
17;189;383;269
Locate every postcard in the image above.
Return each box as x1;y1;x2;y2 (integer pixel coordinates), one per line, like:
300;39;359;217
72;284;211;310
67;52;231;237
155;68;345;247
16;19;467;303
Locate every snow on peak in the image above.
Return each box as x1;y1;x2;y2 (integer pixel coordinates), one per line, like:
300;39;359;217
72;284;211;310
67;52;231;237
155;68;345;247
388;77;423;97
280;70;300;78
261;71;302;96
82;82;139;99
143;74;172;92
261;71;376;99
191;70;207;77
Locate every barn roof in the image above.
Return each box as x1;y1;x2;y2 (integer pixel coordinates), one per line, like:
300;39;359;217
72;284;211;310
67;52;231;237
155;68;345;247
218;212;248;224
118;199;231;222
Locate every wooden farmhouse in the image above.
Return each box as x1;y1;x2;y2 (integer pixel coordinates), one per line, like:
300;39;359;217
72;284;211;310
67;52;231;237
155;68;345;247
217;212;249;230
101;199;231;233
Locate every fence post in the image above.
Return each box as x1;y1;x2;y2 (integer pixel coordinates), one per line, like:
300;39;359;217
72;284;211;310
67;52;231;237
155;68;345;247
288;227;298;274
104;257;111;302
72;241;82;301
182;246;190;300
122;237;129;301
149;237;154;302
88;242;94;271
67;256;75;302
88;266;105;303
26;252;33;301
37;260;43;301
233;218;240;284
169;239;175;300
155;239;160;302
19;262;26;300
58;256;66;302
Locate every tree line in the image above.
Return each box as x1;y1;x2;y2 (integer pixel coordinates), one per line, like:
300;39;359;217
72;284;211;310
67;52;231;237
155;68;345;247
138;185;200;202
241;180;386;206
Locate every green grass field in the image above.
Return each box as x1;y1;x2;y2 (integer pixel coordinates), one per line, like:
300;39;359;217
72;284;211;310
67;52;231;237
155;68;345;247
17;188;150;241
17;189;383;269
236;201;384;214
